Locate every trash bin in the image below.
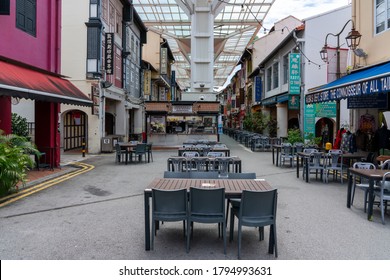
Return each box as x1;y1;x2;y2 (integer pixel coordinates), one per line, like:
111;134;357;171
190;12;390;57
101;137;113;152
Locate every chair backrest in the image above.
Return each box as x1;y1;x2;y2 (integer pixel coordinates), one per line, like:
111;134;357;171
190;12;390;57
152;188;188;217
213;144;227;148
281;143;293;155
164;171;190;178
303;148;318;154
353;162;376;170
309;152;325;167
168;157;187;172
189;171;219;179
239;189;277;224
294;143;305;153
182;151;200;158
327;151;343;168
135;143;147;153
381;159;390;170
215;157;233;174
189;187;225;216
228;172;256;179
207;152;224;157
380;172;390;198
191;157;209;171
115;143;122;153
146;143;152;151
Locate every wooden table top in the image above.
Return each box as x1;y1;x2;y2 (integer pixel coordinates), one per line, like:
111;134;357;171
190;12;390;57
348;168;389;178
376;155;390;162
145;178;272;195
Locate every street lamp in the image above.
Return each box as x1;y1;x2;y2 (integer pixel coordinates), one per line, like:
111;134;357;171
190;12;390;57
319;19;362;130
320;19;362;76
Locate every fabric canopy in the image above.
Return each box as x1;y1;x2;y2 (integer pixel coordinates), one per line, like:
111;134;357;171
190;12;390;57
0;60;92;106
306;60;390;104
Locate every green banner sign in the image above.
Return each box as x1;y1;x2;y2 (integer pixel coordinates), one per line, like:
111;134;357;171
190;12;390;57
289;53;301;95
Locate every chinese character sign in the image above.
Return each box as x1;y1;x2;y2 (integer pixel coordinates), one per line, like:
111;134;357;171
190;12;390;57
289;53;301;95
160;48;168;75
143;70;151;96
105;33;114;75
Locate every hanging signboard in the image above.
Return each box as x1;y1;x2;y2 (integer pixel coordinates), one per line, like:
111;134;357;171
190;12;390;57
289;53;301;95
254;76;262;102
105;33;114;75
160;48;168;75
288;95;300;110
91;83;100;115
143;70;151;96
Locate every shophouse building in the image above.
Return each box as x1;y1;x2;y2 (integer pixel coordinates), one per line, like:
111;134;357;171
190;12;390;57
0;0;92;167
307;0;390;154
61;0;147;153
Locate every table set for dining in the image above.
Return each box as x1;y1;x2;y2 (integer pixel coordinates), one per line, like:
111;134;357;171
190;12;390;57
295;150;368;183
116;141;152;164
143;178;274;251
143;141;279;258
167;156;242;173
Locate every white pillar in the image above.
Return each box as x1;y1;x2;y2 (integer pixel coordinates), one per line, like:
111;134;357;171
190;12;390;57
276;103;288;138
190;1;214;92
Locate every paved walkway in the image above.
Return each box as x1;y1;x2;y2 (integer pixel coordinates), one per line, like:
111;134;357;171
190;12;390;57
1;134;389;260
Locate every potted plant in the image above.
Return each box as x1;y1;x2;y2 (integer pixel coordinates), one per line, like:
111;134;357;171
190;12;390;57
287;128;304;145
0;130;38;197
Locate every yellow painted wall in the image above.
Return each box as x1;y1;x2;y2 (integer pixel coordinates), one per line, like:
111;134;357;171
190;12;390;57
354;0;390;66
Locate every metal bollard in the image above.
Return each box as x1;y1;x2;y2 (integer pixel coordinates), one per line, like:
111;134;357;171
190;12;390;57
82;137;86;157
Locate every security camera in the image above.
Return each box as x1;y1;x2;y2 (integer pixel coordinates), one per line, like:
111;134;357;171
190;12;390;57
200;95;205;101
200;83;205;88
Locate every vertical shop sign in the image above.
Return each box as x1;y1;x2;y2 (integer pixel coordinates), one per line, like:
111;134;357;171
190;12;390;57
159;87;166;101
105;33;114;75
143;70;151;96
171;70;176;101
289;53;300;95
91;83;100;115
160;48;168;75
254;76;262;102
304;103;315;139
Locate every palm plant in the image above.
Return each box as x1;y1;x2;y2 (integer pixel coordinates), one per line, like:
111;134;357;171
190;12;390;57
0;130;38;197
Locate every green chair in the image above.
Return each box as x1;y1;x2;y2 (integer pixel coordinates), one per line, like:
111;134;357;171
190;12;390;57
229;189;278;259
151;189;188;250
187;187;226;254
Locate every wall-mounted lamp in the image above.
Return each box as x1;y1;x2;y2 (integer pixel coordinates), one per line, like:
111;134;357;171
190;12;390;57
319;19;362;64
200;83;205;88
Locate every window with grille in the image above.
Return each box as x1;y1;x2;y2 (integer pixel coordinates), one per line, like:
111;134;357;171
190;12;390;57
16;0;36;36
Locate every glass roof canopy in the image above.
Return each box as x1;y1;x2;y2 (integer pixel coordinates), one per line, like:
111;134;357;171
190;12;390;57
133;0;275;90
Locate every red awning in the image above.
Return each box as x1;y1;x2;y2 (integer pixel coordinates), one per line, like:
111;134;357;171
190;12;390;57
0;60;92;106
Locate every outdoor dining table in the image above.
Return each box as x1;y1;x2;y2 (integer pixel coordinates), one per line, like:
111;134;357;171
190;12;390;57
296;151;368;183
342;152;368;166
143;178;273;250
178;147;230;157
347;168;389;221
118;142;138;164
376;155;390;165
167;156;242;173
